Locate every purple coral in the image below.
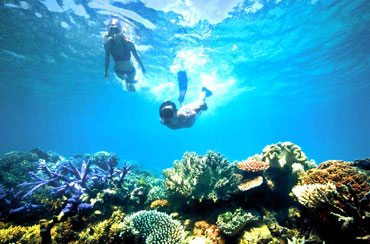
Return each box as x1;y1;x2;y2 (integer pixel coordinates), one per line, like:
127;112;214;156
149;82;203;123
93;159;133;186
18;157;132;200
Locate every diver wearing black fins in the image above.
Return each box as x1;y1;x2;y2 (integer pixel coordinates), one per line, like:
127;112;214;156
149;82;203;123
159;70;213;130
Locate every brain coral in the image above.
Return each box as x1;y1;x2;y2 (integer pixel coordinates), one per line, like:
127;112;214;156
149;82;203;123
303;160;369;198
162;151;240;202
119;210;185;244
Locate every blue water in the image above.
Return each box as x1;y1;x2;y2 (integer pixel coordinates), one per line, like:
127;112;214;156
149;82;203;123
0;0;369;170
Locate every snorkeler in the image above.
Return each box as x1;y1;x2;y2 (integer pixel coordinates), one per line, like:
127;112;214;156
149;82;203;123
159;71;213;129
104;19;146;92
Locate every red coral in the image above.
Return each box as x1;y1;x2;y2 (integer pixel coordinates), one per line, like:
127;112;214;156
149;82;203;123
238;160;270;173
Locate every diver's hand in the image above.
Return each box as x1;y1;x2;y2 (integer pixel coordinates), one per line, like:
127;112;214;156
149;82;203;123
104;73;109;80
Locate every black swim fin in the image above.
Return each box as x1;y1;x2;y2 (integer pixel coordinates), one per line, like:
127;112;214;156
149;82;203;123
177;71;188;104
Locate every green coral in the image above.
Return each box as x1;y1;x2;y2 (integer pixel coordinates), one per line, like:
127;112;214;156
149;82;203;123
162;151;240;202
0;151;40;188
91;151;119;169
216;208;260;236
119;210;185;244
261;142;315;170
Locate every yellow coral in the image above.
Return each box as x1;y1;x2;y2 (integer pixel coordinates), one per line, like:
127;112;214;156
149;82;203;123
150;199;168;209
0;224;40;243
239;224;272;244
76;210;125;243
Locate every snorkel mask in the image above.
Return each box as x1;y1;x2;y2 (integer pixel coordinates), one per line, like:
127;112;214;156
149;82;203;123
108;19;122;37
159;101;177;124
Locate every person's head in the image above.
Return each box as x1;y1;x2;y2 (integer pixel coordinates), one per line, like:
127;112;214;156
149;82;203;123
107;18;122;37
159;101;177;124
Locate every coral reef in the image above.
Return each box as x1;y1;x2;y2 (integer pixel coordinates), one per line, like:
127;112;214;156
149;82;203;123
291;182;337;208
353;157;370;170
238;224;272;244
0;145;368;244
192;220;224;244
216;208;260;236
238;159;270;173
150;199;168;209
292;161;370;242
303;160;369;199
253;142;317;207
162;151;240;203
237;176;264;192
76;210;125;243
119;210;185;244
0;223;40;244
261;142;311;169
0;151;40;189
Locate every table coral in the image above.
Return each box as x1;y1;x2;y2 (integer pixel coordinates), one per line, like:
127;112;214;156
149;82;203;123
238;159;270;173
238;176;264;192
162;151;240;203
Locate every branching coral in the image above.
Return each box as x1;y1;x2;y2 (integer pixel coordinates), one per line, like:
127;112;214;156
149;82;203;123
119;210;185;244
162;151;240;202
216;208;260;236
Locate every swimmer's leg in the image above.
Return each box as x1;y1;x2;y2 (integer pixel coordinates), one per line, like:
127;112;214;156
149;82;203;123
125;68;137;92
199;87;213;101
